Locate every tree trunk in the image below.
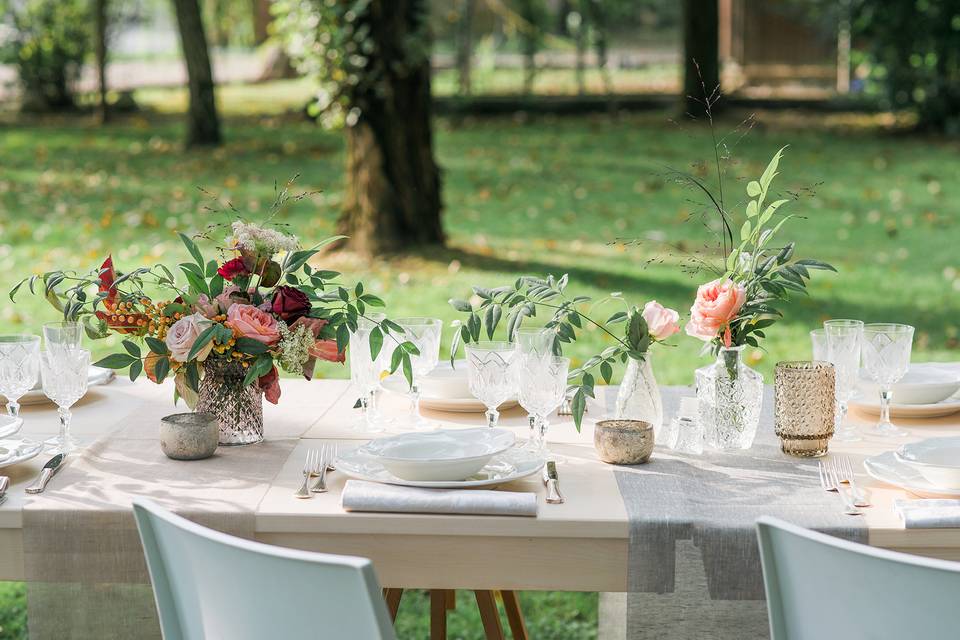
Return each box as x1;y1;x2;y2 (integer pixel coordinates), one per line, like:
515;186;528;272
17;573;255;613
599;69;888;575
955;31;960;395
94;0;109;124
682;0;720;118
338;0;443;256
252;0;271;45
171;0;222;146
518;0;539;95
455;0;475;96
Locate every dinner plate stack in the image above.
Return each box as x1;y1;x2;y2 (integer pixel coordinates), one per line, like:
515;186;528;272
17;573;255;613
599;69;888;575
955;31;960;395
865;437;960;497
380;361;519;413
851;363;960;419
336;428;544;488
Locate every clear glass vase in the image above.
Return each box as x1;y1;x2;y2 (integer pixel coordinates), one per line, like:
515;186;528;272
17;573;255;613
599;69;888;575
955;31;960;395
695;346;763;450
196;358;264;446
614;354;663;437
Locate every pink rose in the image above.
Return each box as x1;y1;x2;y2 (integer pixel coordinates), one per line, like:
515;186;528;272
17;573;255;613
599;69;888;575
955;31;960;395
193;294;220;319
642;300;680;341
226;303;280;345
214;285;242;313
685;279;746;344
165;313;214;362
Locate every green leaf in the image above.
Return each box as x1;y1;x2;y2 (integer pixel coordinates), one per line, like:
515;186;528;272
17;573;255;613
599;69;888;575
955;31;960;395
759;146;787;192
606;311;628;325
600;361;613;384
571;388;586;432
93;353;138;369
184;361;200;393
740;219;752;241
186;324;216;361
338;287;350;302
746;180;761;197
794;259;837;272
178;232;204;267
484;304;502;339
361;294;385;307
145;336;169;355
235;337;270;355
154;357;171;383
401;352;413;387
122;340;141;358
450;298;473;313
746;200;759;218
243;356;274;386
336;324;350;355
369;326;383;360
180;265;209;296
129;360;142;382
389;346;404;374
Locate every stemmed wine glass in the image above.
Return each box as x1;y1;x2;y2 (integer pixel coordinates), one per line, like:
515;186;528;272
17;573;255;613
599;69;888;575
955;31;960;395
824;319;864;442
0;335;40;436
810;328;828;362
514;326;555;358
395;318;442;429
860;323;914;438
40;348;90;454
517;354;570;453
465;341;518;429
43;321;83;357
349;314;387;433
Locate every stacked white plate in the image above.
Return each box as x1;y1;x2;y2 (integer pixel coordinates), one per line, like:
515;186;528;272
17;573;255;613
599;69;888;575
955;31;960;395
336;428;544;488
864;437;960;497
0;437;43;469
851;363;960;418
0;366;115;407
381;360;519;413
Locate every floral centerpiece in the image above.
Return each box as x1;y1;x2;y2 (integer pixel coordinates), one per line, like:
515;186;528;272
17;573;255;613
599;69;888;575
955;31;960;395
449;276;681;431
683;147;835;449
12;218;417;446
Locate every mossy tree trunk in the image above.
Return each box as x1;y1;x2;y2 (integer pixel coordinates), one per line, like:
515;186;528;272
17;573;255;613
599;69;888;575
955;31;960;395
682;0;720;118
171;0;222;146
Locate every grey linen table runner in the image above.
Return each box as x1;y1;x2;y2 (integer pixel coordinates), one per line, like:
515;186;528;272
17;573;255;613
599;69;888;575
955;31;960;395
609;385;867;640
23;402;300;640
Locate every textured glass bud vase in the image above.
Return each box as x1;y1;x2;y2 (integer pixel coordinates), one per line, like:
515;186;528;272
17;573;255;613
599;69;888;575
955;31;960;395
196;359;264;446
695;346;763;450
614;355;663;436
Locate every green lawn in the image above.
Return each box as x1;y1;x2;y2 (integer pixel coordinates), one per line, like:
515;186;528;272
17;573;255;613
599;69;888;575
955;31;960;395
0;95;958;637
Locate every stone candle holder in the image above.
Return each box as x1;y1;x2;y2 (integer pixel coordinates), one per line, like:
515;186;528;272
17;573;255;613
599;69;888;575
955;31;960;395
160;412;219;461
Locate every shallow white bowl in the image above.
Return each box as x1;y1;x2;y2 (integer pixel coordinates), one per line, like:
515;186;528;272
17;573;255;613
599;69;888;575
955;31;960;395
361;428;516;482
896;437;960;490
417;361;472;399
858;363;960;405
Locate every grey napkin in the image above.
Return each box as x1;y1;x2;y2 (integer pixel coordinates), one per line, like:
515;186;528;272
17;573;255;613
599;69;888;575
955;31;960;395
341;479;538;517
895;499;960;528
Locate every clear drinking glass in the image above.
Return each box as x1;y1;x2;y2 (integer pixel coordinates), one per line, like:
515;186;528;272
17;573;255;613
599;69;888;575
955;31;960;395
824;319;864;442
518;354;570;453
861;323;914;438
0;335;41;421
810;329;828;362
514;326;555;357
465;341;518;428
43;321;83;357
40;348;90;454
395;317;442;428
349;314;387;433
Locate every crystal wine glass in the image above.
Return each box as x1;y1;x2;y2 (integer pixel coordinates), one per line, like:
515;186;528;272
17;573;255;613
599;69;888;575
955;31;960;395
43;321;83;358
349;314;387;433
395;317;442;429
465;341;518;428
860;323;914;438
514;326;555;358
0;334;41;423
40;348;90;454
517;354;570;453
824;319;864;442
810;328;828;362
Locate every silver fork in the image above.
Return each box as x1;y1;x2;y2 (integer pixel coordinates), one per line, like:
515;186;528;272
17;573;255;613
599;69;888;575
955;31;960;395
834;456;871;507
294;449;317;499
818;461;861;516
311;445;330;494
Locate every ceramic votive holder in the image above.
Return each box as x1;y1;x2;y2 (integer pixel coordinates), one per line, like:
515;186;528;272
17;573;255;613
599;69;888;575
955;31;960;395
594;419;654;465
160;412;219;461
774;361;836;457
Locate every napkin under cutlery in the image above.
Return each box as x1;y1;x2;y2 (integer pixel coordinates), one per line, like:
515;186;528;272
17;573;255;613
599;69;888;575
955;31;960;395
341;480;538;517
894;499;960;529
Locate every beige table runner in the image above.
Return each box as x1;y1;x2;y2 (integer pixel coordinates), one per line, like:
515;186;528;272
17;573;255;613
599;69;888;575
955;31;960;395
23;400;302;640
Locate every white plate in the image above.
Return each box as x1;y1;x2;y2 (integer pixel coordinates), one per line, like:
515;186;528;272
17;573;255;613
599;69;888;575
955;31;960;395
360;428;516;482
858;363;960;405
864;451;960;498
336;446;545;489
417;361;472;399
381;374;518;414
895;437;960;490
0;415;23;440
849;393;960;419
0;366;115;406
0;439;43;469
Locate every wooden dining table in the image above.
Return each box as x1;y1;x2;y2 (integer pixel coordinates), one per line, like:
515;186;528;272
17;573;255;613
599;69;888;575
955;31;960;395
2;377;960;630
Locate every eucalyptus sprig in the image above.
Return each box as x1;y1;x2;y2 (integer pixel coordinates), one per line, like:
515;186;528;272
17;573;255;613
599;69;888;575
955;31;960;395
449;275;661;431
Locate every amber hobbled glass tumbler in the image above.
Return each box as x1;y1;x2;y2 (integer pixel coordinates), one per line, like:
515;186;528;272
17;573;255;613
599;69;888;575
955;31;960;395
774;361;836;457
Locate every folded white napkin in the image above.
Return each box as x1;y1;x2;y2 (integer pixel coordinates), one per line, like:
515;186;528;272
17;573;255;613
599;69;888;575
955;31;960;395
341;480;538;517
894;499;960;529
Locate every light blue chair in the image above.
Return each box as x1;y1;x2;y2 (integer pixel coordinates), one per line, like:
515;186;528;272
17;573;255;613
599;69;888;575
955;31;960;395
756;516;960;639
132;498;396;640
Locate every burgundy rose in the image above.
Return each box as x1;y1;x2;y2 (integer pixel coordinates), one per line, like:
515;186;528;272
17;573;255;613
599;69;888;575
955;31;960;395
217;257;250;281
271;286;311;323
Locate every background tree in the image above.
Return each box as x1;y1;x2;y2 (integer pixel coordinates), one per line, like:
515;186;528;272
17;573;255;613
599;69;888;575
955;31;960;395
454;0;475;96
94;0;109;123
171;0;222;146
273;0;443;256
681;0;719;118
515;0;546;95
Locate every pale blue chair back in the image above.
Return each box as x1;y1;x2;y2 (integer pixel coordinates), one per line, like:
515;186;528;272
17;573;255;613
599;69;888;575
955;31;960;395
756;516;960;639
133;498;396;640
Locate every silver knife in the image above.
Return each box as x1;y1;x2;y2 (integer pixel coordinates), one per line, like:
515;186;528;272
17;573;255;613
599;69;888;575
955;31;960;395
25;454;66;494
544;460;564;504
0;476;8;504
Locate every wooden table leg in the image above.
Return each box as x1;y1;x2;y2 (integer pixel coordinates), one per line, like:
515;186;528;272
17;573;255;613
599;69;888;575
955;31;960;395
445;589;456;611
500;591;529;640
430;590;448;640
474;590;506;640
383;588;404;623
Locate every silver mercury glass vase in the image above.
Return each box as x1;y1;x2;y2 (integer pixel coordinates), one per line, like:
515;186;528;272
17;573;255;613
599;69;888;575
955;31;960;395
614;354;663;437
196;358;264;446
695;345;763;450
